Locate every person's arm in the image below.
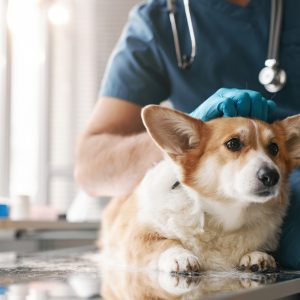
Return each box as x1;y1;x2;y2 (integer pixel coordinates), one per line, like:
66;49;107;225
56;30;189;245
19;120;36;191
74;97;163;197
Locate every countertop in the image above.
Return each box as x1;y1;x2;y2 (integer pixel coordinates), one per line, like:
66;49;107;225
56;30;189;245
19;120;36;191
0;246;299;300
0;220;99;230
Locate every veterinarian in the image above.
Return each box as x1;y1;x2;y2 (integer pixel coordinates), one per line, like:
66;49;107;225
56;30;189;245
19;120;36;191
75;0;300;269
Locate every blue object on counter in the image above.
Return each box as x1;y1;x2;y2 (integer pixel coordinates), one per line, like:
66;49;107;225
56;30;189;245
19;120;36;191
0;286;7;295
0;204;9;218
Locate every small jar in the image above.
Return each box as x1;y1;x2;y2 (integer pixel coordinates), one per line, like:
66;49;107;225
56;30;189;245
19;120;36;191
10;195;31;220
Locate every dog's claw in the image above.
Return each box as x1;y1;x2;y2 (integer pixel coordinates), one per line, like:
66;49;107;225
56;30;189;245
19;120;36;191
239;251;277;273
250;264;259;272
238;265;246;271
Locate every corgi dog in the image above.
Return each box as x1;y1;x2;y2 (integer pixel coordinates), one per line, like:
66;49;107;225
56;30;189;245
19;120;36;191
101;105;300;274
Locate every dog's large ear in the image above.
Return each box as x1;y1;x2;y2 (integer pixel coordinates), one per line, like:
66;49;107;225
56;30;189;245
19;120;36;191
279;114;300;168
142;105;205;159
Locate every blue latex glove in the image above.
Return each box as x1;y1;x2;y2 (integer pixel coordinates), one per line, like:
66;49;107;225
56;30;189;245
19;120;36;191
190;88;277;122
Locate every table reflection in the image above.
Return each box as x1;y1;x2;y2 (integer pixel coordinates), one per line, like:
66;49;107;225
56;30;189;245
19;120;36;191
100;264;279;300
0;250;298;300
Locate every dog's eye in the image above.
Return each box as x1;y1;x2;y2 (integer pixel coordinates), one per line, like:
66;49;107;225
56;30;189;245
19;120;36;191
225;138;243;152
268;142;279;156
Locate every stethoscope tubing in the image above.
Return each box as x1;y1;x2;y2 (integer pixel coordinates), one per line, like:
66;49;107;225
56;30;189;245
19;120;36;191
168;6;183;68
183;0;196;66
167;0;196;69
268;0;283;61
168;0;286;92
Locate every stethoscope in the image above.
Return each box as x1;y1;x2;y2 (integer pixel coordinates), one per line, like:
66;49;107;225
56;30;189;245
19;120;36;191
167;0;286;93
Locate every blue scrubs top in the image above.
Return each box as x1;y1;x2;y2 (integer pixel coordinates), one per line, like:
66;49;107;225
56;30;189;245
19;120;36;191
100;0;300;120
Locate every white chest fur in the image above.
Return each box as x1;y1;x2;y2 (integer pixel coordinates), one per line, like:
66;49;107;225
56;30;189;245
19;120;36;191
136;160;286;270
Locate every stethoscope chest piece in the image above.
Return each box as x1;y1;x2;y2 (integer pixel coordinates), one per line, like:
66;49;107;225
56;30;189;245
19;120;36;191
258;59;286;93
258;0;286;93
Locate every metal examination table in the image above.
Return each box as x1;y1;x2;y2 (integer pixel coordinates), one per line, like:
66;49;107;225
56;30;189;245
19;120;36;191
0;246;298;300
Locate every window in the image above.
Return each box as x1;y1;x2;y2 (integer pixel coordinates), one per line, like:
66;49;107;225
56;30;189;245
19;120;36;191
0;0;139;213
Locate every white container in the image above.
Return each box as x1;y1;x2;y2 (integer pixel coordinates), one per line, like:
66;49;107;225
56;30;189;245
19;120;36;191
8;284;29;300
26;289;48;300
10;195;31;220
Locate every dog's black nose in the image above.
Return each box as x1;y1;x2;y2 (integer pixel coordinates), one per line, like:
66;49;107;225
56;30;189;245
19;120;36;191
257;167;280;187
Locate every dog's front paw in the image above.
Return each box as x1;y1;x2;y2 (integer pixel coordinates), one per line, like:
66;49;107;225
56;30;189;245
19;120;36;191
158;247;201;274
238;251;277;273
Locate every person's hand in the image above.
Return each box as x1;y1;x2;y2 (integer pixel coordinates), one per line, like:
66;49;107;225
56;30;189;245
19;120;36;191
190;88;276;122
